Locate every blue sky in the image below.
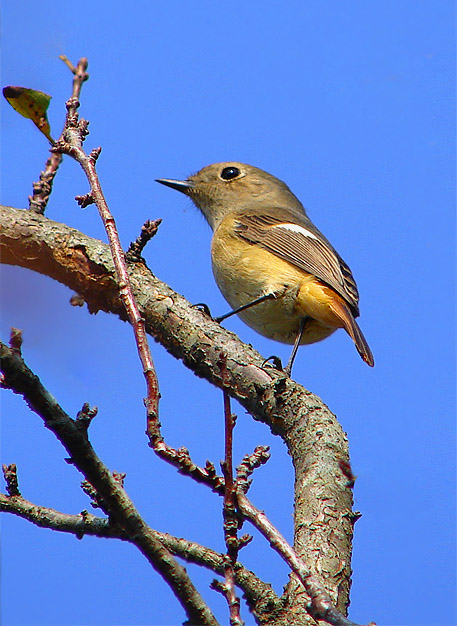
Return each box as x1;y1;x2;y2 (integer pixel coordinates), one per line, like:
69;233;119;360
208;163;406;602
1;2;455;625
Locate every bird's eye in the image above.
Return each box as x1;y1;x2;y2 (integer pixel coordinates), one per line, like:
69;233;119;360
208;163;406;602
220;166;241;180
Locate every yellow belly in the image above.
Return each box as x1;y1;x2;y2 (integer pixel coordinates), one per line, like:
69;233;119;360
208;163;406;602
211;221;341;346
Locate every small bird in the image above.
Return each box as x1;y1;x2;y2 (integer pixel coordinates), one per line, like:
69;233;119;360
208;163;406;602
157;162;374;374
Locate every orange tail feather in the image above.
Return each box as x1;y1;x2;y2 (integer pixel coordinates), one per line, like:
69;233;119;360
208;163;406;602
329;301;374;367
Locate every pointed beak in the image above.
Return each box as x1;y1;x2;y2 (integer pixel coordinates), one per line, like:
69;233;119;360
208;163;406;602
155;178;194;195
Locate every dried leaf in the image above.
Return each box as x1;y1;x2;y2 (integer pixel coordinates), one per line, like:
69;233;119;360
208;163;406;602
3;86;53;142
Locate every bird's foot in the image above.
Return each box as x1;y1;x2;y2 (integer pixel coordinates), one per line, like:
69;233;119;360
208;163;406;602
262;355;289;375
193;303;213;318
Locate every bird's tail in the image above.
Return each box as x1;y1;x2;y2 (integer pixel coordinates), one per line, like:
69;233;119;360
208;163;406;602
330;301;375;367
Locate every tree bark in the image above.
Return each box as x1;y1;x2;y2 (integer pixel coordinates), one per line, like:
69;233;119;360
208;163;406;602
0;204;356;624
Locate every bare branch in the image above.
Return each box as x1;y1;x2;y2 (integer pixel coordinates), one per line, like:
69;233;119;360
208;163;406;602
59;55;89;99
51;96;160;444
126;219;163;262
236;446;271;494
28;152;64;213
0;204;357;617
28;57;89;214
2;464;21;497
237;492;368;626
0;340;218;626
211;577;243;626
0;491;281;621
153;443;226;494
218;354;244;625
0;492;122;539
9;327;23;356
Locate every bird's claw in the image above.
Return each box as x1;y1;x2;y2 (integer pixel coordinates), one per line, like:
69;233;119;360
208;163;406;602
262;355;286;372
193;303;213;317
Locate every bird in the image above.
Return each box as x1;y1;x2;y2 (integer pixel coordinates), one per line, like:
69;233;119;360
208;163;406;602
156;162;374;375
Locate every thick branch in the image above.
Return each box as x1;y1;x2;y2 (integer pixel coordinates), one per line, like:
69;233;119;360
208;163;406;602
0;204;355;619
237;493;360;626
0;341;218;626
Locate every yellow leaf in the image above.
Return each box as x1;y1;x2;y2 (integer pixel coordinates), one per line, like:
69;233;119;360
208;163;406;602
3;86;53;143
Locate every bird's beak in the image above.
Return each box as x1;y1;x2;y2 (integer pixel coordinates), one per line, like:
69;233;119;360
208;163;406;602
155;178;194;195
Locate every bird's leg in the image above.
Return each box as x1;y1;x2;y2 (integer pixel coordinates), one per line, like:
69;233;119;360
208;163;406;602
215;292;277;323
284;317;307;376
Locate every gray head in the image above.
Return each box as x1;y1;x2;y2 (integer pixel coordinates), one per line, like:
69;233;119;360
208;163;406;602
156;162;306;230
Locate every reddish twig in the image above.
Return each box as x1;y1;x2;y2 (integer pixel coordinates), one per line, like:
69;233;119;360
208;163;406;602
236;446;271;494
2;464;21;497
52;96;160;436
59;55;90;100
28;57;89;214
218;354;244;626
153;444;225;494
126;219;163;262
54;99;219;496
210;577;242;625
28;152;64;214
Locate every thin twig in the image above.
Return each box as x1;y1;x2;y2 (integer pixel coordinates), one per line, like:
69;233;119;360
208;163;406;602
0;341;218;626
152;445;225;494
0;492;123;539
0;491;280;617
2;464;21;497
9;328;23;356
219;353;244;626
75;402;98;432
52;96;160;438
236;446;271;494
31;72;224;513
28;57;89;214
126;219;163;262
28;152;64;213
59;55;90;100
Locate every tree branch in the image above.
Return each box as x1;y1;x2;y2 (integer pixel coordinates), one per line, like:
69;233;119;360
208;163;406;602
0;203;356;618
0;491;282;623
237;492;361;626
52;95;160;433
28;57;89;214
0;340;218;626
216;356;245;626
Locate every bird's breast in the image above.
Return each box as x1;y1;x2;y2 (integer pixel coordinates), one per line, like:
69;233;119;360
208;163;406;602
210;218;337;345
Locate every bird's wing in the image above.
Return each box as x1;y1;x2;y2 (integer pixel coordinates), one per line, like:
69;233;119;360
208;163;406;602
234;212;360;314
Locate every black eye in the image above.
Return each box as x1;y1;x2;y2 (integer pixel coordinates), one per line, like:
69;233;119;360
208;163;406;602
220;166;241;180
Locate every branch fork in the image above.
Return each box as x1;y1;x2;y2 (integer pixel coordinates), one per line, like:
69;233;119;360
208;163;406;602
1;55;376;626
